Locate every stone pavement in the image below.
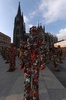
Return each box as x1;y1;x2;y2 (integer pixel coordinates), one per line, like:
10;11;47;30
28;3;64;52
47;57;66;88
0;54;66;100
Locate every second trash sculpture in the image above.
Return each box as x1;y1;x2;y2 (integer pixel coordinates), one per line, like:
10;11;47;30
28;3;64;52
20;26;46;100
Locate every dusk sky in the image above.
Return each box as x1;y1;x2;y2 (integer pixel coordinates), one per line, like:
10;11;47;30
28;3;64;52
0;0;66;42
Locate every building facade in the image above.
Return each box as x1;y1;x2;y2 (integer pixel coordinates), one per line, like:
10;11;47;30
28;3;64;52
0;32;11;52
37;24;58;48
29;24;58;48
13;2;58;48
13;2;26;48
44;32;58;48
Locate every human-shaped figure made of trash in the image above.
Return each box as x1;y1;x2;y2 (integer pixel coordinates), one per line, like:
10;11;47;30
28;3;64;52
20;26;46;100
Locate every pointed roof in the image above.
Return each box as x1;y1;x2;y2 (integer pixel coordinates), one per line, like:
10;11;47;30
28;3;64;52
38;23;40;28
17;2;21;16
22;12;24;22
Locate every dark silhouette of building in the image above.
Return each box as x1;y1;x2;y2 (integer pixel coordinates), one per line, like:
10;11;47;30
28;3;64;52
13;2;58;48
13;2;26;48
37;23;58;48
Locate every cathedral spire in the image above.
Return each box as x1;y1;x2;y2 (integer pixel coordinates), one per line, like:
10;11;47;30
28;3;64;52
13;2;26;48
17;2;21;16
22;12;24;21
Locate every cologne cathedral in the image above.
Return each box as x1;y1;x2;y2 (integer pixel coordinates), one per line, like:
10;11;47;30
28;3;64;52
13;2;26;48
13;2;58;48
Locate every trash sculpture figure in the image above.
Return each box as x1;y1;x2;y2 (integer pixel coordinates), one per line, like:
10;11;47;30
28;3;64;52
20;26;46;100
7;43;17;72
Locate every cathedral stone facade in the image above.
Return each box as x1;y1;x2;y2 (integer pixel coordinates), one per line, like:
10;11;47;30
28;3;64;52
13;2;58;48
13;2;26;48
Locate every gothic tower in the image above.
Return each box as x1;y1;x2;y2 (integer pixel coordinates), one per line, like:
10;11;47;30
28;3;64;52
13;2;26;48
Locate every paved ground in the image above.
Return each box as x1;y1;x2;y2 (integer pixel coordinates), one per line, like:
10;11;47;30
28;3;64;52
47;58;66;88
0;54;66;100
